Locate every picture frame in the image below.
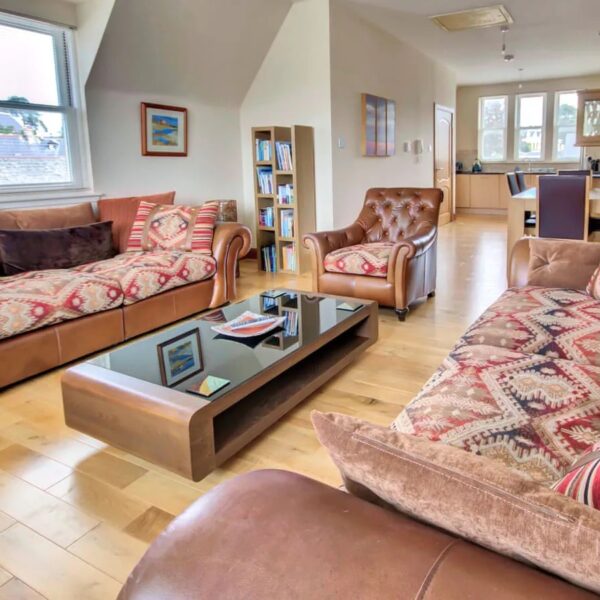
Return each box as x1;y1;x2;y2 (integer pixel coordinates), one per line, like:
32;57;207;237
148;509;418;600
157;328;203;387
361;93;396;157
141;102;188;157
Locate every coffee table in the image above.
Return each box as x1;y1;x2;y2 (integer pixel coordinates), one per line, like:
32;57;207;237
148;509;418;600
62;290;378;480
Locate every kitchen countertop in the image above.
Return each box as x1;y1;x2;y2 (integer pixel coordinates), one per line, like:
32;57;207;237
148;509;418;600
457;170;600;177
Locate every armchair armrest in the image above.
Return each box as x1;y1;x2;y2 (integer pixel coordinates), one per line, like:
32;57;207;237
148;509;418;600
387;225;437;281
210;222;252;307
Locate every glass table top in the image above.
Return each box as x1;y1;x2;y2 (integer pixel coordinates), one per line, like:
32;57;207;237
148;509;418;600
89;291;364;402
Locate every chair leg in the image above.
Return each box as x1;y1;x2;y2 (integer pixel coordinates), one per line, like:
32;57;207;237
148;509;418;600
427;290;436;298
395;308;409;322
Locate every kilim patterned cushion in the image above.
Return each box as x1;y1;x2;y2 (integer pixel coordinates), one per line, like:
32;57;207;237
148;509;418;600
458;287;600;367
75;251;216;305
126;201;218;254
552;442;600;509
0;270;123;339
587;264;600;300
393;343;600;485
323;242;395;278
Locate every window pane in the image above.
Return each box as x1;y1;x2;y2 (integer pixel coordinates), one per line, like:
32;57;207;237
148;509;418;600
517;128;543;160
518;95;544;127
481;129;505;161
0;109;72;186
481;97;506;128
555;126;579;160
0;23;60;106
556;92;578;127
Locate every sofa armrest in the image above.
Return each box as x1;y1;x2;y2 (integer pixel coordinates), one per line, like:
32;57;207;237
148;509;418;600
210;222;252;307
508;238;531;288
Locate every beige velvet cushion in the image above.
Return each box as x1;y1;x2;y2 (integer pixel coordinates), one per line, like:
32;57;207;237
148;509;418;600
527;238;600;290
312;411;600;594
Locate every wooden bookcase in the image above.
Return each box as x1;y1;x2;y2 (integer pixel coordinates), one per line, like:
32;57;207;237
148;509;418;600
252;125;316;274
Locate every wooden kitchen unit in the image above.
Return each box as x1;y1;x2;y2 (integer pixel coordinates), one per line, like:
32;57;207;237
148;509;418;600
456;173;510;212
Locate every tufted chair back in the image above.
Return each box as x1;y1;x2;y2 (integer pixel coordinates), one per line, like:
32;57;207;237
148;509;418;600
356;188;443;243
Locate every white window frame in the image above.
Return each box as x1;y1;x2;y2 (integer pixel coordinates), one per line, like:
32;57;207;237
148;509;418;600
0;12;89;195
552;90;581;163
514;92;547;162
478;95;508;163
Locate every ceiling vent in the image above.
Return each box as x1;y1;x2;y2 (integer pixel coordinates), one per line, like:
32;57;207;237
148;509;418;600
430;5;514;32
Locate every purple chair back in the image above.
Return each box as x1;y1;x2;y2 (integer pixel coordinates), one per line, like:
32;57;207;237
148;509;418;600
506;173;520;195
538;175;587;240
515;170;526;191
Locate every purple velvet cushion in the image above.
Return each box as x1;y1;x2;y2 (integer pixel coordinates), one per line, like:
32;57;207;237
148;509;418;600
0;221;115;276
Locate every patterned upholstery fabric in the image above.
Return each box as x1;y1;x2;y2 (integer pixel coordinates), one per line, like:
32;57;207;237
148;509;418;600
323;242;395;277
126;201;218;254
552;442;600;509
0;270;123;339
587;264;600;300
393;344;600;485
459;287;600;367
75;251;216;305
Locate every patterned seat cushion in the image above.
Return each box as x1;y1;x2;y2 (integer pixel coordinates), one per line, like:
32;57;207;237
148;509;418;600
459;287;600;367
75;251;216;305
323;242;395;277
393;344;600;485
0;270;123;340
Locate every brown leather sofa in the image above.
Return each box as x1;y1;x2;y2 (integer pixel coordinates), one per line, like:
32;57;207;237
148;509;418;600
118;470;594;600
303;188;442;320
0;201;251;388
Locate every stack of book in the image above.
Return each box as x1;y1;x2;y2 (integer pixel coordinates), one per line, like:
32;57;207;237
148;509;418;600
258;207;274;227
277;183;294;204
280;209;294;238
283;310;299;337
261;244;276;272
281;243;296;271
256;167;273;194
275;142;293;171
255;139;272;161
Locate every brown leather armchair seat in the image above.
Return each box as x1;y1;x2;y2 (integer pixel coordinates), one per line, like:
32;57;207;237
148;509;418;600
303;188;443;320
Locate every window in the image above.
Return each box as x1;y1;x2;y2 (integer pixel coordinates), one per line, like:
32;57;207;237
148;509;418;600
0;13;86;192
553;91;580;161
478;96;508;161
515;93;546;161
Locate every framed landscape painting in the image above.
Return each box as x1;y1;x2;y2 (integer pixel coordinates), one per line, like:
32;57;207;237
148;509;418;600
141;102;188;156
157;328;203;387
361;93;396;157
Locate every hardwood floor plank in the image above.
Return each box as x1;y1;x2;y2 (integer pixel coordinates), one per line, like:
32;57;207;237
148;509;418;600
0;444;72;490
0;511;15;534
0;566;11;587
124;506;175;544
74;452;147;490
0;524;121;600
0;578;46;600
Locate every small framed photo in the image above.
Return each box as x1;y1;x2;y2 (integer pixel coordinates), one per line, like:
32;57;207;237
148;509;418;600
141;102;187;156
157;328;203;387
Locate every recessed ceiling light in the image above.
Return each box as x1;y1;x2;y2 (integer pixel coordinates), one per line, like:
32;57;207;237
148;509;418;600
431;5;514;32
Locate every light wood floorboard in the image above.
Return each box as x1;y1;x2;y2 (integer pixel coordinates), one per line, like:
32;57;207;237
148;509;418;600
0;215;506;599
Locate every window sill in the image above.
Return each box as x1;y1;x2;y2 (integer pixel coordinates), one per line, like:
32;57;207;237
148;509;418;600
0;189;103;210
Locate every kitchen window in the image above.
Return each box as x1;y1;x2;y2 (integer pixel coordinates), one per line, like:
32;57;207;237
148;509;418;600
478;96;508;162
515;93;546;161
0;12;87;192
553;91;581;162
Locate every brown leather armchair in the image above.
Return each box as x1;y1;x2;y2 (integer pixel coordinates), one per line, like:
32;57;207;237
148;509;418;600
303;187;443;320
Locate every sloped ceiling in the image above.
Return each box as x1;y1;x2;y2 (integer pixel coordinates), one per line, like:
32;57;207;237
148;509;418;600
87;0;293;105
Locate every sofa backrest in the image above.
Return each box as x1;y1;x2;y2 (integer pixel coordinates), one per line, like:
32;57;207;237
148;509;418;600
357;188;443;244
97;191;176;253
0;202;96;231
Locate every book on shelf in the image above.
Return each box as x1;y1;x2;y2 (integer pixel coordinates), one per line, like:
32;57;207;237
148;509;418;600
258;206;274;227
275;142;293;171
281;243;297;271
255;139;272;162
261;244;277;272
279;209;294;238
256;166;273;194
277;183;294;204
283;309;299;337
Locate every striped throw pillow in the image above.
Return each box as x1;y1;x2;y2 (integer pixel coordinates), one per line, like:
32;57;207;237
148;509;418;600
126;201;218;254
586;265;600;299
552;443;600;510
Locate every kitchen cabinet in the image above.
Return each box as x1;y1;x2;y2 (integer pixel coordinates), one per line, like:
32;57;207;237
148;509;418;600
470;175;500;209
456;174;471;208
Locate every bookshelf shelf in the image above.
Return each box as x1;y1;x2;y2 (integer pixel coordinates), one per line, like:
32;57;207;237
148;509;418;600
252;125;316;274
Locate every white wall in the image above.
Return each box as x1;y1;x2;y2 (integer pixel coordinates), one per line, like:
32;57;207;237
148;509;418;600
240;0;333;231
329;1;456;227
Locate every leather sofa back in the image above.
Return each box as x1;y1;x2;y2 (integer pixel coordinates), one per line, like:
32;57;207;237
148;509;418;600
0;202;96;230
356;188;443;244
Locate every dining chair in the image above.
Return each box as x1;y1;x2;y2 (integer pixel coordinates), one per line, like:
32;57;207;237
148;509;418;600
537;175;589;240
515;170;526;192
506;172;520;195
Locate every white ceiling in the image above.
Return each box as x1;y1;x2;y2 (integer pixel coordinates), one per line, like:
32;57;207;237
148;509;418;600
348;0;600;85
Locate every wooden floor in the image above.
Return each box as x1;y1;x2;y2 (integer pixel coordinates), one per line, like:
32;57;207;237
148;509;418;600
0;214;507;599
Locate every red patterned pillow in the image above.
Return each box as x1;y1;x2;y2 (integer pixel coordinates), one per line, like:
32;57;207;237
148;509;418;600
586;265;600;299
552;443;600;509
126;201;218;254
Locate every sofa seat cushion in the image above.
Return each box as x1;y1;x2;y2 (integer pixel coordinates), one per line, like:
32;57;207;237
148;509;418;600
393;344;600;485
0;270;123;340
459;286;600;367
323;242;395;277
75;251;216;305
